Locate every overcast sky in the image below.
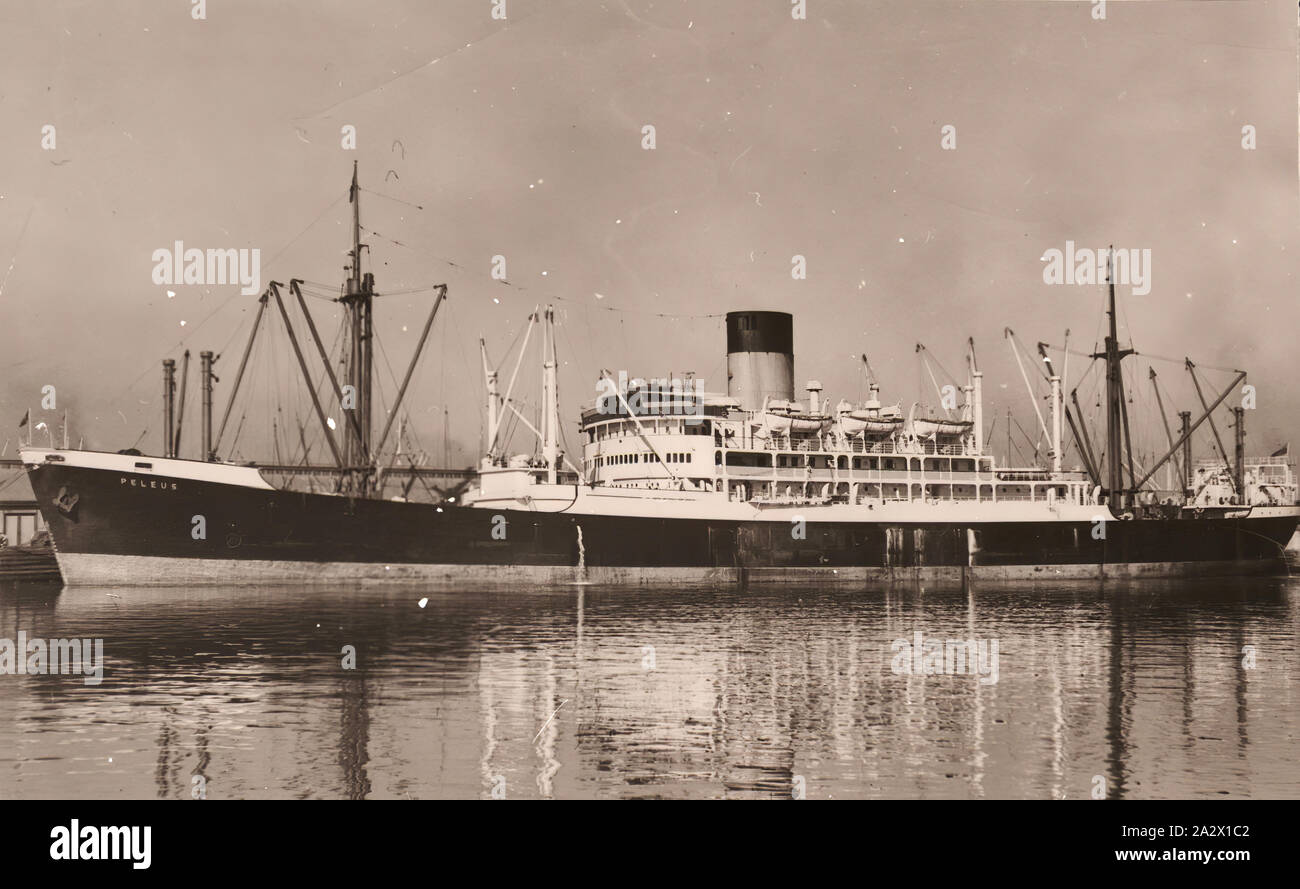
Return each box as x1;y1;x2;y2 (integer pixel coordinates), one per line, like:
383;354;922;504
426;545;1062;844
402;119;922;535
1;0;1296;471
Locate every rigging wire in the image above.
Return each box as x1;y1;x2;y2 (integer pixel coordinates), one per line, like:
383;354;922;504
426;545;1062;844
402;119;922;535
1045;340;1239;375
443;299;483;462
360;224;728;319
357;186;425;211
104;194;349;416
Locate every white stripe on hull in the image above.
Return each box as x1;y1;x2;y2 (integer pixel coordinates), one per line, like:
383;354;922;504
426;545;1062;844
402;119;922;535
20;446;275;488
54;552;1284;588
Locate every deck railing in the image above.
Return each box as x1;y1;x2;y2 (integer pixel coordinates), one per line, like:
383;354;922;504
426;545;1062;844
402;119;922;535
723;434;971;457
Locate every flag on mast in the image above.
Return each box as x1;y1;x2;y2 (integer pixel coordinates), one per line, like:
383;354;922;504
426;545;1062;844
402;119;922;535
17;409;28;429
1271;442;1289;457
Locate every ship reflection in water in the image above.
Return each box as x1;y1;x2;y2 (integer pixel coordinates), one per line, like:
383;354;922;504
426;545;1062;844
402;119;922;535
1;569;1298;799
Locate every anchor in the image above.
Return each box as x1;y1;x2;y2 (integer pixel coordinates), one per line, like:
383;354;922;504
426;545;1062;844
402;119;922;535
53;486;79;520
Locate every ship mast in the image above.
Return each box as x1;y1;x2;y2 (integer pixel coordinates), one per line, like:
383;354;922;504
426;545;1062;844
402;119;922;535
542;306;559;484
1091;246;1134;509
225;164;453;493
967;338;983;456
339;160;374;471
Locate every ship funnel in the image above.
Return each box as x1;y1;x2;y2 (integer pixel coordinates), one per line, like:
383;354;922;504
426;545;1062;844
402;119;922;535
725;311;794;412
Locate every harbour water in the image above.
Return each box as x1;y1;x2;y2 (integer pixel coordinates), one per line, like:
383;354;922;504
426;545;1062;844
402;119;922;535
2;567;1298;800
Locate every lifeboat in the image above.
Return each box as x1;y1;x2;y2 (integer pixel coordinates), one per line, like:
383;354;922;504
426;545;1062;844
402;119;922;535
754;399;830;433
755;399;796;433
907;402;973;438
788;412;830;433
911;417;973;437
836;400;903;436
838;412;868;436
859;417;905;434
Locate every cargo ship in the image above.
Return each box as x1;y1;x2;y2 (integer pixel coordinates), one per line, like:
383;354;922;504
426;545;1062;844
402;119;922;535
20;170;1300;586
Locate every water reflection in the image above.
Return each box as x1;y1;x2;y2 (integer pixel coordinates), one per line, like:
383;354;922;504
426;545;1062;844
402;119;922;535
0;571;1297;799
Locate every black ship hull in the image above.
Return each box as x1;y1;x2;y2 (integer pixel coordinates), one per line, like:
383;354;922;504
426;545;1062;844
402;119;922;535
25;458;1299;587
